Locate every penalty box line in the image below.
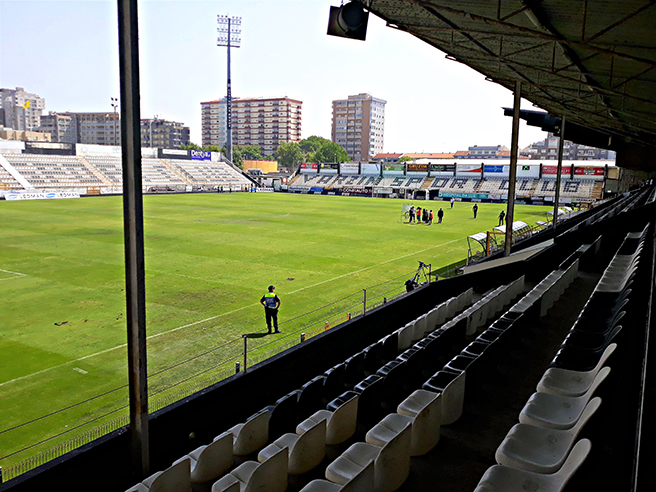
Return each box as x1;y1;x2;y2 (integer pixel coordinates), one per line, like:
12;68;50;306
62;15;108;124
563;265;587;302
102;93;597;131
0;238;464;388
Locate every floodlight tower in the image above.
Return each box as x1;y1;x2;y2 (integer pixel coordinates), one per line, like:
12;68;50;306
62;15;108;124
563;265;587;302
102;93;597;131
217;14;241;163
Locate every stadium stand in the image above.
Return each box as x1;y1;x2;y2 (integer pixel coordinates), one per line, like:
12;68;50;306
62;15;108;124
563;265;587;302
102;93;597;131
288;174;338;189
532;179;595;199
330;175;380;189
476;178;536;196
0;163;23;190
141;158;186;188
376;177;426;189
432;177;481;193
3;154;104;189
84;156;124;185
166;159;251;188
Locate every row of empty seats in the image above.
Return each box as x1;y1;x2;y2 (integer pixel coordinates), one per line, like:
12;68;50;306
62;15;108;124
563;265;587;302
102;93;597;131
375;177;427;190
3;154;103;188
475;225;648;491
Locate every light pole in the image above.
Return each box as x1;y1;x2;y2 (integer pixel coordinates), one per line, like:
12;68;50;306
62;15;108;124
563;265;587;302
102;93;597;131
111;97;119;146
217;15;241;164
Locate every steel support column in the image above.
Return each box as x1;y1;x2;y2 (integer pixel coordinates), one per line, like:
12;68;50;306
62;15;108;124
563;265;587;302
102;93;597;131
117;0;149;478
553;116;566;232
505;80;521;257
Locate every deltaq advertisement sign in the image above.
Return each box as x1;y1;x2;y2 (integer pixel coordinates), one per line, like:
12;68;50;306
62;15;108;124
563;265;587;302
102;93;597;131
190;150;211;161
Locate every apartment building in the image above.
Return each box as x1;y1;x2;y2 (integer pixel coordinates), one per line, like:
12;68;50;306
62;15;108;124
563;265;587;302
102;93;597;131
0;87;46;131
40;112;121;146
201;96;302;155
528;132;616;160
141;118;190;148
331;93;386;161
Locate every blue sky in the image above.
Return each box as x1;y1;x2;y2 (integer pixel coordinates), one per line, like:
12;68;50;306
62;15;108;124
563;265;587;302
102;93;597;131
0;0;546;151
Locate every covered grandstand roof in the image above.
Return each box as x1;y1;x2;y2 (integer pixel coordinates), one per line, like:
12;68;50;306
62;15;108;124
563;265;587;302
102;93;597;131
362;0;656;170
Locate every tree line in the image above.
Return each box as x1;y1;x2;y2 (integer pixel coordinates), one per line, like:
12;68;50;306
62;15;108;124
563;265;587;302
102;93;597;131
180;136;348;170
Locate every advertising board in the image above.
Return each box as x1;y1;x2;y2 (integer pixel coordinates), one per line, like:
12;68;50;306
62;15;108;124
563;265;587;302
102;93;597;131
319;162;338;174
5;191;80;201
407;164;428;173
383;163;404;175
300;162;318;173
439;191;489;200
573;166;605;178
373;187;394;194
429;163;456;175
340;163;360;174
455;164;483;176
361;163;381;175
25;142;75;155
160;148;190;160
342;187;369;194
190;150;211;161
542;165;573;176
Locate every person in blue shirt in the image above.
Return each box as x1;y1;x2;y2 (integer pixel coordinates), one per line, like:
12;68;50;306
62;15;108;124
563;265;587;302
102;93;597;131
260;285;281;334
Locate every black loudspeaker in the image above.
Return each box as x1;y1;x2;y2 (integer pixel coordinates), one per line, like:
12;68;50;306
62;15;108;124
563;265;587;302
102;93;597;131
327;3;369;41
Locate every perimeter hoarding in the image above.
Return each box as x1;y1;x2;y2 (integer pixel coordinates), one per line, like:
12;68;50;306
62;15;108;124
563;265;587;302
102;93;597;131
300;163;318;173
160;148;190;160
439;191;489;200
190;150;211;161
319;163;339;174
455;164;483;177
340;163;359;175
573;166;605;178
361;163;381;175
429;163;456;176
5;191;81;200
383;163;404;175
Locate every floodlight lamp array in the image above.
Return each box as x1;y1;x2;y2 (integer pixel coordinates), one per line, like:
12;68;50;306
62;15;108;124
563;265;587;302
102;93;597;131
217;15;242;47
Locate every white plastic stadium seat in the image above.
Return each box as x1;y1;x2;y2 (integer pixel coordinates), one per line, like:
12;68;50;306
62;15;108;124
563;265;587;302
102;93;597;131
520;367;610;430
258;418;326;475
126;457;191;492
537;344;616;397
325;419;411;492
476;439;591;492
297;393;358;445
299;462;374;492
495;398;600;473
212;447;288;492
173;433;233;483
218;409;269;456
396;389;442;456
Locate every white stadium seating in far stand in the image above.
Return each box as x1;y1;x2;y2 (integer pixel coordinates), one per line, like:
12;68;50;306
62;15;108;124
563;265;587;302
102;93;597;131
141;158;185;186
85;156;123;185
429;177;452;189
477;178;536;196
377;177;426;189
436;178;481;193
533;179;594;199
167;159;251;187
4;154;103;189
0;164;23;190
289;174;337;189
331;175;380;189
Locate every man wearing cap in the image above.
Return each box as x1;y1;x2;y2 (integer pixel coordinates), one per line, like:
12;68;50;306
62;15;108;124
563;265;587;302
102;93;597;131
260;285;281;334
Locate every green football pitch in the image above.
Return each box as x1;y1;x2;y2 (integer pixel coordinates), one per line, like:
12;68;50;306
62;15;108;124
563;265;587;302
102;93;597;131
0;192;550;469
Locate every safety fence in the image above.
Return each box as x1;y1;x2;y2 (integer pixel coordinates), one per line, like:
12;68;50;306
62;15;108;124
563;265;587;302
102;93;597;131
0;259;466;482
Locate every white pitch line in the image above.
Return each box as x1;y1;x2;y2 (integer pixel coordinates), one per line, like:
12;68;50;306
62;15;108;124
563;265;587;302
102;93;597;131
0;269;26;281
0;238;466;388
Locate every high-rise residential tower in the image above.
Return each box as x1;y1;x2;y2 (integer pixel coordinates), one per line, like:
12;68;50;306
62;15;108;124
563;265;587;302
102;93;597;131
331;93;386;161
0;87;46;131
201;96;302;155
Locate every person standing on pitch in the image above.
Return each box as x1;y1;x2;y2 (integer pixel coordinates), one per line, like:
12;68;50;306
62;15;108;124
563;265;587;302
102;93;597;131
437;208;444;224
472;203;478;219
409;205;415;223
450;197;455;209
260;285;281;334
498;210;506;226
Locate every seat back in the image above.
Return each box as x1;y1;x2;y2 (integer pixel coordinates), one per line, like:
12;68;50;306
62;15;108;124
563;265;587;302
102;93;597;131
245;447;288;492
344;352;365;387
298;376;325;421
323;363;346;402
234;410;269;455
269;392;299;441
191;433;233;483
289;419;326;475
374;419;412;492
342;461;374;492
328;393;359;445
149;458;191;492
